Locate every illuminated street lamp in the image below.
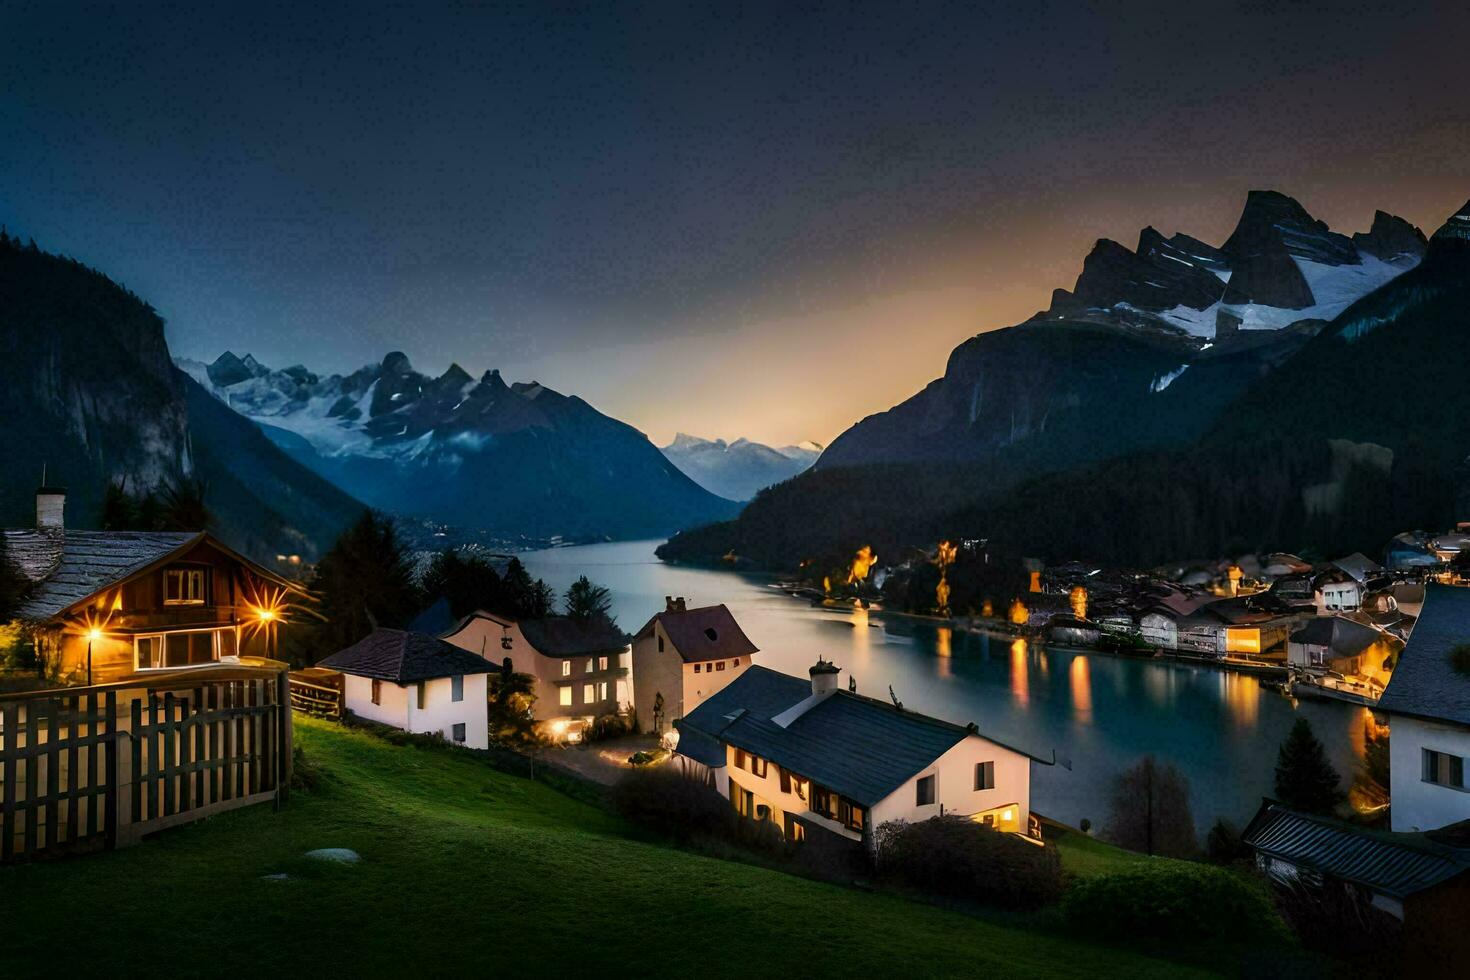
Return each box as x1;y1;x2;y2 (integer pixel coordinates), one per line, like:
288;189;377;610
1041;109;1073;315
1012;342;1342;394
86;627;102;685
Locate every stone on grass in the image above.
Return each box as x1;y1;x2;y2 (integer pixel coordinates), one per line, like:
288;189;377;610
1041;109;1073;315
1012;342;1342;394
304;847;361;863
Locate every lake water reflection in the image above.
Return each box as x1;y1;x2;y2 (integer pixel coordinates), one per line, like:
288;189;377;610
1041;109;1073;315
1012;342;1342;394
519;539;1367;833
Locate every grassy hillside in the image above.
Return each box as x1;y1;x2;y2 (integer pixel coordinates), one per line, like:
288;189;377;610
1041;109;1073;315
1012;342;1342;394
2;718;1232;978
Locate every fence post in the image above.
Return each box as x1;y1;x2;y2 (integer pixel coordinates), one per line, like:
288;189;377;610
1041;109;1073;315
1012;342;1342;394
276;670;292;807
104;691;118;851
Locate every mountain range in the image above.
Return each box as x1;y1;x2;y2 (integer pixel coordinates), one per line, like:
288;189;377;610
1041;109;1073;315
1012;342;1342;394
179;352;739;542
0;232;364;561
660;434;821;501
660;191;1469;571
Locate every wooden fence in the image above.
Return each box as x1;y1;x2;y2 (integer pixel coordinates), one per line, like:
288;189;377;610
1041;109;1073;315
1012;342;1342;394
288;669;343;719
0;668;291;863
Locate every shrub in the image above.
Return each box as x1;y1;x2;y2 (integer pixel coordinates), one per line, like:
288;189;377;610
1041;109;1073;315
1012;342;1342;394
611;766;740;844
1205;818;1252;865
874;815;1064;909
582;712;630;744
1061;863;1284;942
1274;876;1401;970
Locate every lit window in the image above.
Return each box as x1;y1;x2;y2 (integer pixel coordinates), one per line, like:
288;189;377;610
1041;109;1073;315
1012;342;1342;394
583;683;594;704
163;568;206;605
916;774;936;806
452;723;466;743
585;659;594;672
598;656;608;671
559;686;572;707
451;675;464;703
618;651;628;667
1424;749;1466;788
975;761;995;791
561;660;571;676
135;629;220;669
598;681;609;701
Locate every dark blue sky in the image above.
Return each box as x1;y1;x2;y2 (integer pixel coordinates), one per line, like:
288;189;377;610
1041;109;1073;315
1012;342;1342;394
4;2;1468;444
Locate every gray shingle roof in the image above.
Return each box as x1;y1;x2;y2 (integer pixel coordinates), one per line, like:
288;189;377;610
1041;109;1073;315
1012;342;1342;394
1378;584;1470;727
5;529;201;620
677;665;1043;807
319;628;498;682
1243;801;1470;898
634;604;759;662
1289;616;1387;659
517;615;629;656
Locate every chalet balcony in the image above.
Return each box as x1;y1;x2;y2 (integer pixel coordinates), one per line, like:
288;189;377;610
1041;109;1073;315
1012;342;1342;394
97;606;251;632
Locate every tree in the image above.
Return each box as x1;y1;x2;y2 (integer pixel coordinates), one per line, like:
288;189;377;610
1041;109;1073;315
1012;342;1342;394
487;657;538;743
564;575;613;624
158;475;212;531
100;478;138;531
1104;755;1197;857
422;549;504;619
1275;717;1343;814
498;558;554;619
308;511;421;657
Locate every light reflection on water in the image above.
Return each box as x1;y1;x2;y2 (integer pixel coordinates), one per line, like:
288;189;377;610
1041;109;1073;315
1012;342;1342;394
519;540;1367;833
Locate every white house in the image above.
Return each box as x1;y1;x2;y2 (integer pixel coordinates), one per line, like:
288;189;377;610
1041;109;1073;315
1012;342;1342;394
320;628;493;749
673;659;1049;850
1314;570;1365;613
631;598;758;733
1377;585;1470;833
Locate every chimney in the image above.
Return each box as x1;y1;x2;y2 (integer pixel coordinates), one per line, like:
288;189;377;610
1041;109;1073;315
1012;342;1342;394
36;485;66;531
665;595;675;612
675;596;687;612
772;658;842;728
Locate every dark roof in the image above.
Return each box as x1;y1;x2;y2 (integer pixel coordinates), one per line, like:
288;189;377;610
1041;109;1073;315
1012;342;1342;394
319;628;497;682
6;529;201;620
407;597;457;636
634;604;758;663
1289;616;1387;659
1378;584;1470;727
676;665;1044;807
517;615;629;656
1243;801;1470;899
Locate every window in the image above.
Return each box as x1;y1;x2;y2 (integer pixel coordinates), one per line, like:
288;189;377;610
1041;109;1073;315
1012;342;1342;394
734;748;748;770
598;681;609;701
561;660;571;677
135;629;221;669
975;761;995;791
452;723;466;744
1424;749;1466;789
916;774;936;806
371;679;382;705
810;785;838;820
657;636;665;653
416;682;426;710
838;799;864;833
694;663;702;673
583;683;595;704
618;652;628;668
778;768;791;794
451;675;464;703
704;627;719;642
732;658;740;667
598;656;608;671
750;754;768;778
585;659;594;673
559;686;572;707
716;660;726;671
163;568;206;605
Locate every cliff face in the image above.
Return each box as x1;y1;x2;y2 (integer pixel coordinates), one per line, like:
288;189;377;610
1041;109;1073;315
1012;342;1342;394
0;234;192;524
0;233;363;560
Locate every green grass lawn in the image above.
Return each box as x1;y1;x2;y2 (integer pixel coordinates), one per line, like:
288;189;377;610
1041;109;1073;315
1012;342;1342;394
4;718;1249;978
1043;817;1155;878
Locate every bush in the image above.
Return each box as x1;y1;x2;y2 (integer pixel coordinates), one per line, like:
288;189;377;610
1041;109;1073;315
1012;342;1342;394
611;766;740;844
1274;876;1401;970
874;815;1064;909
1205;818;1252;865
1061;863;1284;942
582;712;630;744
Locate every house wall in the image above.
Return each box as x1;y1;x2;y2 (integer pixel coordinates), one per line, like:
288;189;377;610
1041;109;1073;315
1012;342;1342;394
1316;581;1363;613
723;743;859;843
631;621;751;732
1140;613;1177;650
443;613;627;727
406;673;489;749
680;655;750;723
1389;715;1470;832
868;734;1031;835
344;673;409;730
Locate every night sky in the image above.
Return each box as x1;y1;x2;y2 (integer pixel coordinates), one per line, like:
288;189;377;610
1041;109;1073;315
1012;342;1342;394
3;2;1467;446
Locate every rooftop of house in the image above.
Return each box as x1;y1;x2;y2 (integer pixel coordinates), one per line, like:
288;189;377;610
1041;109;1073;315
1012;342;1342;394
319;628;498;683
1289;616;1389;659
676;664;1046;807
1243;800;1470;899
633;602;759;663
1378;584;1470;727
517;615;629;657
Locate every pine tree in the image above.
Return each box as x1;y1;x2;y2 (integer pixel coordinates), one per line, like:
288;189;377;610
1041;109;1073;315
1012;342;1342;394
564;575;613;625
1274;717;1343;814
309;511;422;655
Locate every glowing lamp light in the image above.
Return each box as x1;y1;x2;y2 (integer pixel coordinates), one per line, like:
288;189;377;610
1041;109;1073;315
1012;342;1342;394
550;719;569;737
87;627;103;642
256;608;275;622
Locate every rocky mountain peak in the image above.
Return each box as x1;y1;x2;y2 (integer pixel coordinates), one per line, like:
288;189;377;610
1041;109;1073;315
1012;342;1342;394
1430;199;1470;248
381;350;414;375
1353;210;1428;262
1222;189;1358;266
207;350;263;387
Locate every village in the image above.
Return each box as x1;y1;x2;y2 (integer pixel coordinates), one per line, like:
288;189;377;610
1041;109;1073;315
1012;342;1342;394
2;481;1469;972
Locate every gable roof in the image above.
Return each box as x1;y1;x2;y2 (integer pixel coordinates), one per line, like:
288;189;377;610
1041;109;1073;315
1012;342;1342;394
517;615;629;656
1378;584;1470;728
676;665;1044;807
318;628;497;682
1332;552;1385;583
634;603;759;662
1289;616;1389;659
1243;800;1470;899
